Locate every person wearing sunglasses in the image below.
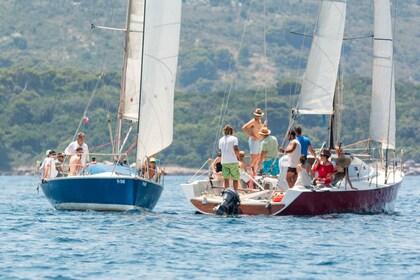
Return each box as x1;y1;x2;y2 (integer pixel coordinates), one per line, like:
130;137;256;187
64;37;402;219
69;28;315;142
312;149;334;186
41;150;58;182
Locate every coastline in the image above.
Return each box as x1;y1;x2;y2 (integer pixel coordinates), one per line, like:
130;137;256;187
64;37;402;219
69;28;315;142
2;161;419;176
1;165;199;176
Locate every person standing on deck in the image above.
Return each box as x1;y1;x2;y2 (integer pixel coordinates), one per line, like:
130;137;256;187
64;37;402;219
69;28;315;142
258;127;280;177
65;132;90;167
219;125;241;191
242;108;267;177
295;125;316;158
279;130;301;188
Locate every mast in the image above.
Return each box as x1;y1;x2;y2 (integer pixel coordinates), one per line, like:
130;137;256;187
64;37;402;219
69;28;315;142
115;0;134;159
370;0;395;183
135;0;148;167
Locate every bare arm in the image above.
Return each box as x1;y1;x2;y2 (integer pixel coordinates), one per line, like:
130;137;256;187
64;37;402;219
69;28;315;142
285;141;297;154
242;119;254;137
308;145;316;158
234;145;240;161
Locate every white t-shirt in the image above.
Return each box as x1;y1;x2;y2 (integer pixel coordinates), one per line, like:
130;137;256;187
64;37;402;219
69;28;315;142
43;158;58;179
219;135;239;164
65;141;90;166
288;139;301;168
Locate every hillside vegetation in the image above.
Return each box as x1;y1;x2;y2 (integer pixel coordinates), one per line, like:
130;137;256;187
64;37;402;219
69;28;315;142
0;0;419;92
0;68;418;172
0;0;419;172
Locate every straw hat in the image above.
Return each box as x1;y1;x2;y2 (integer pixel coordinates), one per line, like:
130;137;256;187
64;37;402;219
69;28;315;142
253;108;264;117
259;127;271;136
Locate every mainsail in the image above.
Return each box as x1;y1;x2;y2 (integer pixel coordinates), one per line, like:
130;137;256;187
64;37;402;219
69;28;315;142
370;0;395;150
297;1;346;115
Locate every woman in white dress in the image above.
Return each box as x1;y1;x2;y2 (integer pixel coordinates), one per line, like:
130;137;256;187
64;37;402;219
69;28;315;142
294;155;312;187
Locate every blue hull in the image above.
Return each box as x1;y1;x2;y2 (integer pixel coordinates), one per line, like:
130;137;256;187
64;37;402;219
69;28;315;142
41;176;163;211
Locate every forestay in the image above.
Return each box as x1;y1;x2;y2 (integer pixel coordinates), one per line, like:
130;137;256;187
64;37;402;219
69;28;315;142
297;1;346;115
370;0;395;150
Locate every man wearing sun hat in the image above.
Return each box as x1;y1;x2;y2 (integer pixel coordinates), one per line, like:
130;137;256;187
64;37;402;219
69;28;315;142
242;108;267;177
258;127;280;177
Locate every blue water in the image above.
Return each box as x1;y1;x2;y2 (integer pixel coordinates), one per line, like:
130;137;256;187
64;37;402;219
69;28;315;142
0;176;418;279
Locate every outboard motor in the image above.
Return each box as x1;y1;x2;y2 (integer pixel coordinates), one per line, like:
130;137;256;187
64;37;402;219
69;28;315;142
216;188;240;215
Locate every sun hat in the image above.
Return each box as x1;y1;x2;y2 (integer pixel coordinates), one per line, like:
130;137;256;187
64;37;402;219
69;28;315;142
149;157;156;163
253;108;264;117
258;127;271;136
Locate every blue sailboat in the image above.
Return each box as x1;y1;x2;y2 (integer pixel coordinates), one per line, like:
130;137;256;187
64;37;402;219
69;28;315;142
41;0;182;211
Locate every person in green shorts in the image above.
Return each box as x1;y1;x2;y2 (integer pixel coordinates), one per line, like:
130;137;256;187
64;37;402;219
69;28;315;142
218;125;241;191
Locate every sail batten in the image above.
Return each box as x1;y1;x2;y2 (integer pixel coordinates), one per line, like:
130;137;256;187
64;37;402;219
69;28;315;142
370;0;395;150
297;1;346;115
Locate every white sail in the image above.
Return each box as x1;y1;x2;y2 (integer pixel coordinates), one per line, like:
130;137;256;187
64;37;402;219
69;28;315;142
136;0;182;165
121;0;145;122
370;0;395;150
297;1;346;115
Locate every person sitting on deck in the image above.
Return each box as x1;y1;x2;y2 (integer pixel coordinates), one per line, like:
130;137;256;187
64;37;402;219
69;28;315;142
332;146;357;190
312;149;335;186
211;151;223;181
143;157;165;183
41;150;58;182
294;155;313;188
238;150;251;189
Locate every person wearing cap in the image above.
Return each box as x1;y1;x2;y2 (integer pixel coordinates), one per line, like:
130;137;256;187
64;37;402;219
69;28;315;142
219;125;241;191
54;152;67;176
65;132;90;167
312;149;335;186
143;157;165;182
258;127;280;177
41;150;58;182
69;147;84;176
39;150;52;175
242;108;267;177
279;129;302;188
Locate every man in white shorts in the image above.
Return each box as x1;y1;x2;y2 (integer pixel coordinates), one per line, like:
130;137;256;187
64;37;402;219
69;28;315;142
242;108;266;176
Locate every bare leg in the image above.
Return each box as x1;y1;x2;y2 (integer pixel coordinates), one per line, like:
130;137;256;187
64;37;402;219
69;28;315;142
286;172;295;188
233;180;238;191
249;154;259;176
224;178;230;189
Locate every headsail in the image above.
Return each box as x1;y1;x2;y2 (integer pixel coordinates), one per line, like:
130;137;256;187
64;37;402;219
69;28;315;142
135;0;182;165
370;0;395;150
297;1;346;115
121;0;145;122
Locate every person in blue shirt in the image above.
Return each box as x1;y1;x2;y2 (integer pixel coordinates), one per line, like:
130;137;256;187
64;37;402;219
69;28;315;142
295;126;316;158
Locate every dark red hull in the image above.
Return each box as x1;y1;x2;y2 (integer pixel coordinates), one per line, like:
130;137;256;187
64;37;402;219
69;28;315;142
190;183;401;216
277;183;402;216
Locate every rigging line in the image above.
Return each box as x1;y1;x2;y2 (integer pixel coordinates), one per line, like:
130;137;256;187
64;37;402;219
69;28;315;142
263;0;268;122
292;0;314;114
74;0;118;142
211;0;254;158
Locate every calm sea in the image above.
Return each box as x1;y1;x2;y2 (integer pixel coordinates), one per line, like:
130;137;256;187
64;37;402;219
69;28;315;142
0;175;418;280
